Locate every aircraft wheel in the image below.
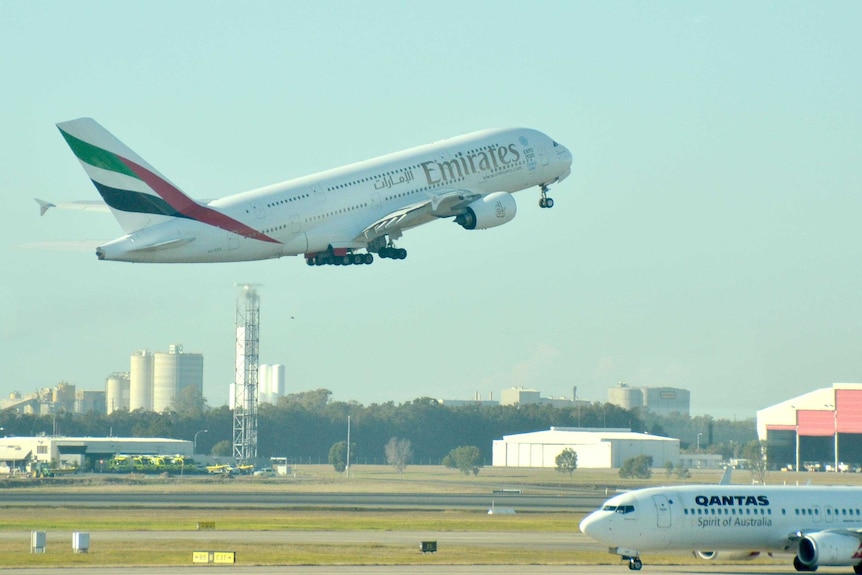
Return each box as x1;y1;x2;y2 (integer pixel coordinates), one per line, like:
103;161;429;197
539;197;547;208
546;198;554;208
397;248;407;260
628;558;642;571
364;253;373;264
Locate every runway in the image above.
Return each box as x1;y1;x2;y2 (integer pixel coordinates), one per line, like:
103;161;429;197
0;565;853;575
0;490;605;512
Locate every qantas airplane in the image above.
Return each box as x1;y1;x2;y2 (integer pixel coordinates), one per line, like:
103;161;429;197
42;118;572;264
580;483;862;572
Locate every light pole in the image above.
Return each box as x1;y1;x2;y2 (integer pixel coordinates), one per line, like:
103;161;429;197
346;416;351;480
194;429;209;455
697;432;703;451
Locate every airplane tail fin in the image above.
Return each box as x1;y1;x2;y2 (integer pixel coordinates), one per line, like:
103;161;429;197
56;118;200;233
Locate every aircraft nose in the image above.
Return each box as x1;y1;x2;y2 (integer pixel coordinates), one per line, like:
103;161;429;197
579;511;598;536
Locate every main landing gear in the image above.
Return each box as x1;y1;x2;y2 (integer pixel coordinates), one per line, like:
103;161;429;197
538;183;554;209
305;242;407;267
306;251;373;266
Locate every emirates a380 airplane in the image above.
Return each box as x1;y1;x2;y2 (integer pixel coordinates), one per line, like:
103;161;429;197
42;118;572;265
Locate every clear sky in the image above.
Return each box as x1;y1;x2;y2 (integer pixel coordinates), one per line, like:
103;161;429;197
2;2;860;419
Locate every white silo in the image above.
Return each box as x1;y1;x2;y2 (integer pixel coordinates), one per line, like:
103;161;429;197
105;372;130;414
153;349;178;412
258;364;272;404
153;344;204;412
130;351;153;411
272;364;286;401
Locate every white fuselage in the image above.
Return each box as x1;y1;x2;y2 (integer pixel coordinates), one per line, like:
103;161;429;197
97;128;572;263
580;484;862;554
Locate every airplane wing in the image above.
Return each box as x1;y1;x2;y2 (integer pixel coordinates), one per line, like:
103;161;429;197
35;198;109;215
356;189;481;243
35;197;216;216
19;240;105;251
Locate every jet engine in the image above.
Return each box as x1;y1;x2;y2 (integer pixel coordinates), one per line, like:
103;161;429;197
798;532;862;567
694;550;761;561
454;192;516;230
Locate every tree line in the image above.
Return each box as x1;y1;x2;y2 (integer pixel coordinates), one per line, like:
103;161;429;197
0;388;756;465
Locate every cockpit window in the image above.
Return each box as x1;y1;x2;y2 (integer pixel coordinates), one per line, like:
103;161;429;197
552;141;559;147
602;504;635;514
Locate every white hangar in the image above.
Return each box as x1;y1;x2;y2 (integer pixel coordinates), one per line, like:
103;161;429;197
492;427;679;469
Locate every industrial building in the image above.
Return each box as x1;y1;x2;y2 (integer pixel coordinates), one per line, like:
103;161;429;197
497;386;590;409
492;427;679;469
608;383;691;416
0;436;193;475
74;390;105;414
757;383;862;471
500;387;541;405
128;344;203;412
0;383;102;416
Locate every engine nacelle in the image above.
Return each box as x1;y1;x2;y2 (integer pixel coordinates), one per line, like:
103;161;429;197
798;532;862;567
694;550;761;561
454;192;516;230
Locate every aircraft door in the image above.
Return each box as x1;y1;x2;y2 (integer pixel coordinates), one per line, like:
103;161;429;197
539;142;549;167
652;495;671;528
825;505;834;524
371;193;381;211
313;185;326;204
252;201;266;219
227;233;239;251
290;214;301;234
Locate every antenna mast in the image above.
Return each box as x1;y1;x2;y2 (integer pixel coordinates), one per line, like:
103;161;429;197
233;283;261;465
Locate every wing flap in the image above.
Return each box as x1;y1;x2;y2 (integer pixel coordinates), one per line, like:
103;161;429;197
357;189;481;242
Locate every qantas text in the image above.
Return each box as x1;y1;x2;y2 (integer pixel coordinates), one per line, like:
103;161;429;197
695;495;770;507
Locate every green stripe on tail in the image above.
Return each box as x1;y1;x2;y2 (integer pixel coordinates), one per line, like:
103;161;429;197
58;128;140;179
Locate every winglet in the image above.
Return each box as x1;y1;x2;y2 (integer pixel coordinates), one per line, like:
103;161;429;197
719;467;732;485
35;198;56;216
